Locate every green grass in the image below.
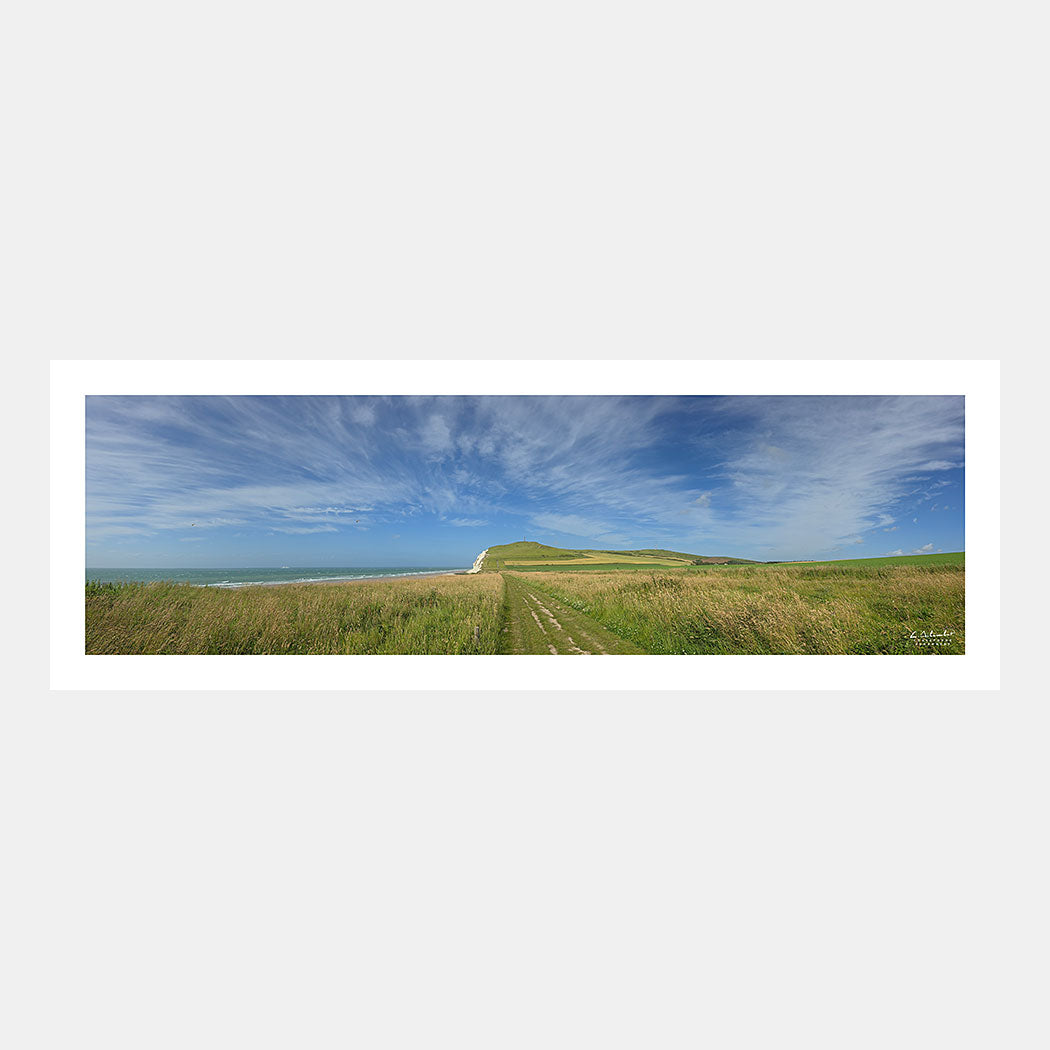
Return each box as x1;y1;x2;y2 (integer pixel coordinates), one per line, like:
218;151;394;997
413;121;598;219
86;551;967;655
86;574;505;654
482;541;586;570
507;556;965;654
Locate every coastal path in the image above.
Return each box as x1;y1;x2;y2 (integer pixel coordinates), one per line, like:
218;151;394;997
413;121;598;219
500;574;643;655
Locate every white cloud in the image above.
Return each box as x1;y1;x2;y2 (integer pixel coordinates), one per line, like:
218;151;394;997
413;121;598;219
448;518;488;528
270;524;338;534
420;415;453;457
912;543;934;553
347;403;376;426
531;512;612;538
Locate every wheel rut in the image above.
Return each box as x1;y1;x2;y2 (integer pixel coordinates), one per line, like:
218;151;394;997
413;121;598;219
500;574;644;655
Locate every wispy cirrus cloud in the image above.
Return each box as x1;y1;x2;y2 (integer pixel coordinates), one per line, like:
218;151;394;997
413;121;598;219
85;394;965;562
270;524;339;534
678;396;965;557
530;512;613;538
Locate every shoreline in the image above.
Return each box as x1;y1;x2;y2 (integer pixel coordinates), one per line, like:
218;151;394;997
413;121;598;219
240;569;465;589
88;553;491;590
87;568;468;590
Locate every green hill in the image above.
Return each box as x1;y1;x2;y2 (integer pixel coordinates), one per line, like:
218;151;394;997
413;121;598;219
484;541;584;563
480;541;755;571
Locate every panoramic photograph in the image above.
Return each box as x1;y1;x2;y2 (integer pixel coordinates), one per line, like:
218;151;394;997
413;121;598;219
85;394;965;655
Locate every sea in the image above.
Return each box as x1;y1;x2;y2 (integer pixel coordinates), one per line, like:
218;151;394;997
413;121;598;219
85;566;465;588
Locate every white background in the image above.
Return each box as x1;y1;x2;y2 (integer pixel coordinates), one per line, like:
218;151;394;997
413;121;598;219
8;1;1045;1047
52;358;999;690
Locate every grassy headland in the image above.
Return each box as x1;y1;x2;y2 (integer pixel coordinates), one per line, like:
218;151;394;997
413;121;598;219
479;540;755;571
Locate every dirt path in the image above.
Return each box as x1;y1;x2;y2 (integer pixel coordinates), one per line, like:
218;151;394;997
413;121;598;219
500;574;643;655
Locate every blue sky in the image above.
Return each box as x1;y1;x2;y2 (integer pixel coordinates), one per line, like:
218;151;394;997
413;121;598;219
85;395;965;567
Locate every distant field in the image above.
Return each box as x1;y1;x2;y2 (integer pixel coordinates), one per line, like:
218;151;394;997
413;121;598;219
603;548;758;565
86;573;503;655
508;556;965;654
493;544;963;575
772;552;964;569
482;540;749;572
506;553;681;566
510;561;686;572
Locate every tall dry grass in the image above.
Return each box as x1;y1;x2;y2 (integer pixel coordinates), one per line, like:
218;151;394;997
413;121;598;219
512;562;964;654
86;573;504;654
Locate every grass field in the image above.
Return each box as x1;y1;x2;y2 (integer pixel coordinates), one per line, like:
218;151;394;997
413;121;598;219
509;561;686;572
86;550;965;655
603;548;758;565
85;573;504;654
507;555;683;567
507;555;964;654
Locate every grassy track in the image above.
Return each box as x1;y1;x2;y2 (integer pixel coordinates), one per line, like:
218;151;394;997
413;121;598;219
499;574;643;654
